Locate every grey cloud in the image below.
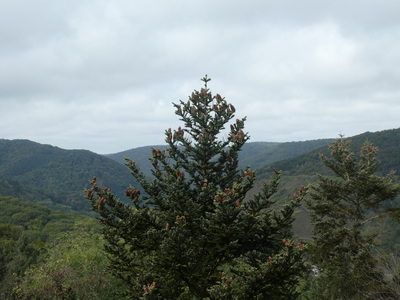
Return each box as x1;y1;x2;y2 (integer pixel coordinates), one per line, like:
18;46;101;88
1;0;400;153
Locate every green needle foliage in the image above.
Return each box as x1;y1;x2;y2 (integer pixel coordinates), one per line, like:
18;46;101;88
86;76;306;299
306;136;400;299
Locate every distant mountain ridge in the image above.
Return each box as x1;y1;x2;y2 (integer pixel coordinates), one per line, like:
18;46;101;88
1;128;399;215
258;128;400;178
0;139;136;213
105;139;335;177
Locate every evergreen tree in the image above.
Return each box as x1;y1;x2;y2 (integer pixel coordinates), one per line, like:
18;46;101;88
86;76;306;299
306;136;400;299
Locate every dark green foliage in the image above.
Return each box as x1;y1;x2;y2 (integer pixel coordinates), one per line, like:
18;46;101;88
0;139;136;213
87;77;306;298
306;137;400;299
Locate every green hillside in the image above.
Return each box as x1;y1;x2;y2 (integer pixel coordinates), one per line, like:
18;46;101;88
0;195;122;298
106;139;334;177
106;144;169;177
0;129;397;215
259;128;400;178
0;195;86;295
239;139;334;170
0;139;137;213
254;128;400;243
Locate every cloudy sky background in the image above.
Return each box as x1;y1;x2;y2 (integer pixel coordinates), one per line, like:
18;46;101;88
1;0;400;154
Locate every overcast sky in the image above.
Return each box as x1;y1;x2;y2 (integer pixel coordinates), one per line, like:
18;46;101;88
1;0;400;154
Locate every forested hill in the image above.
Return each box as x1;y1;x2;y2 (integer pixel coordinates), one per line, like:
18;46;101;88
258;128;400;178
106;139;335;177
250;128;400;243
1;128;398;214
0;139;136;213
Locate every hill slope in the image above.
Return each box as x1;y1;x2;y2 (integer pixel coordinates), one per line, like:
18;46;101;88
105;139;334;177
258;128;400;178
0;195;103;296
0;139;137;213
1;128;398;214
254;128;400;242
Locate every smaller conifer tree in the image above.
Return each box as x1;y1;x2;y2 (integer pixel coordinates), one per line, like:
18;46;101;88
86;76;306;299
306;136;400;299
